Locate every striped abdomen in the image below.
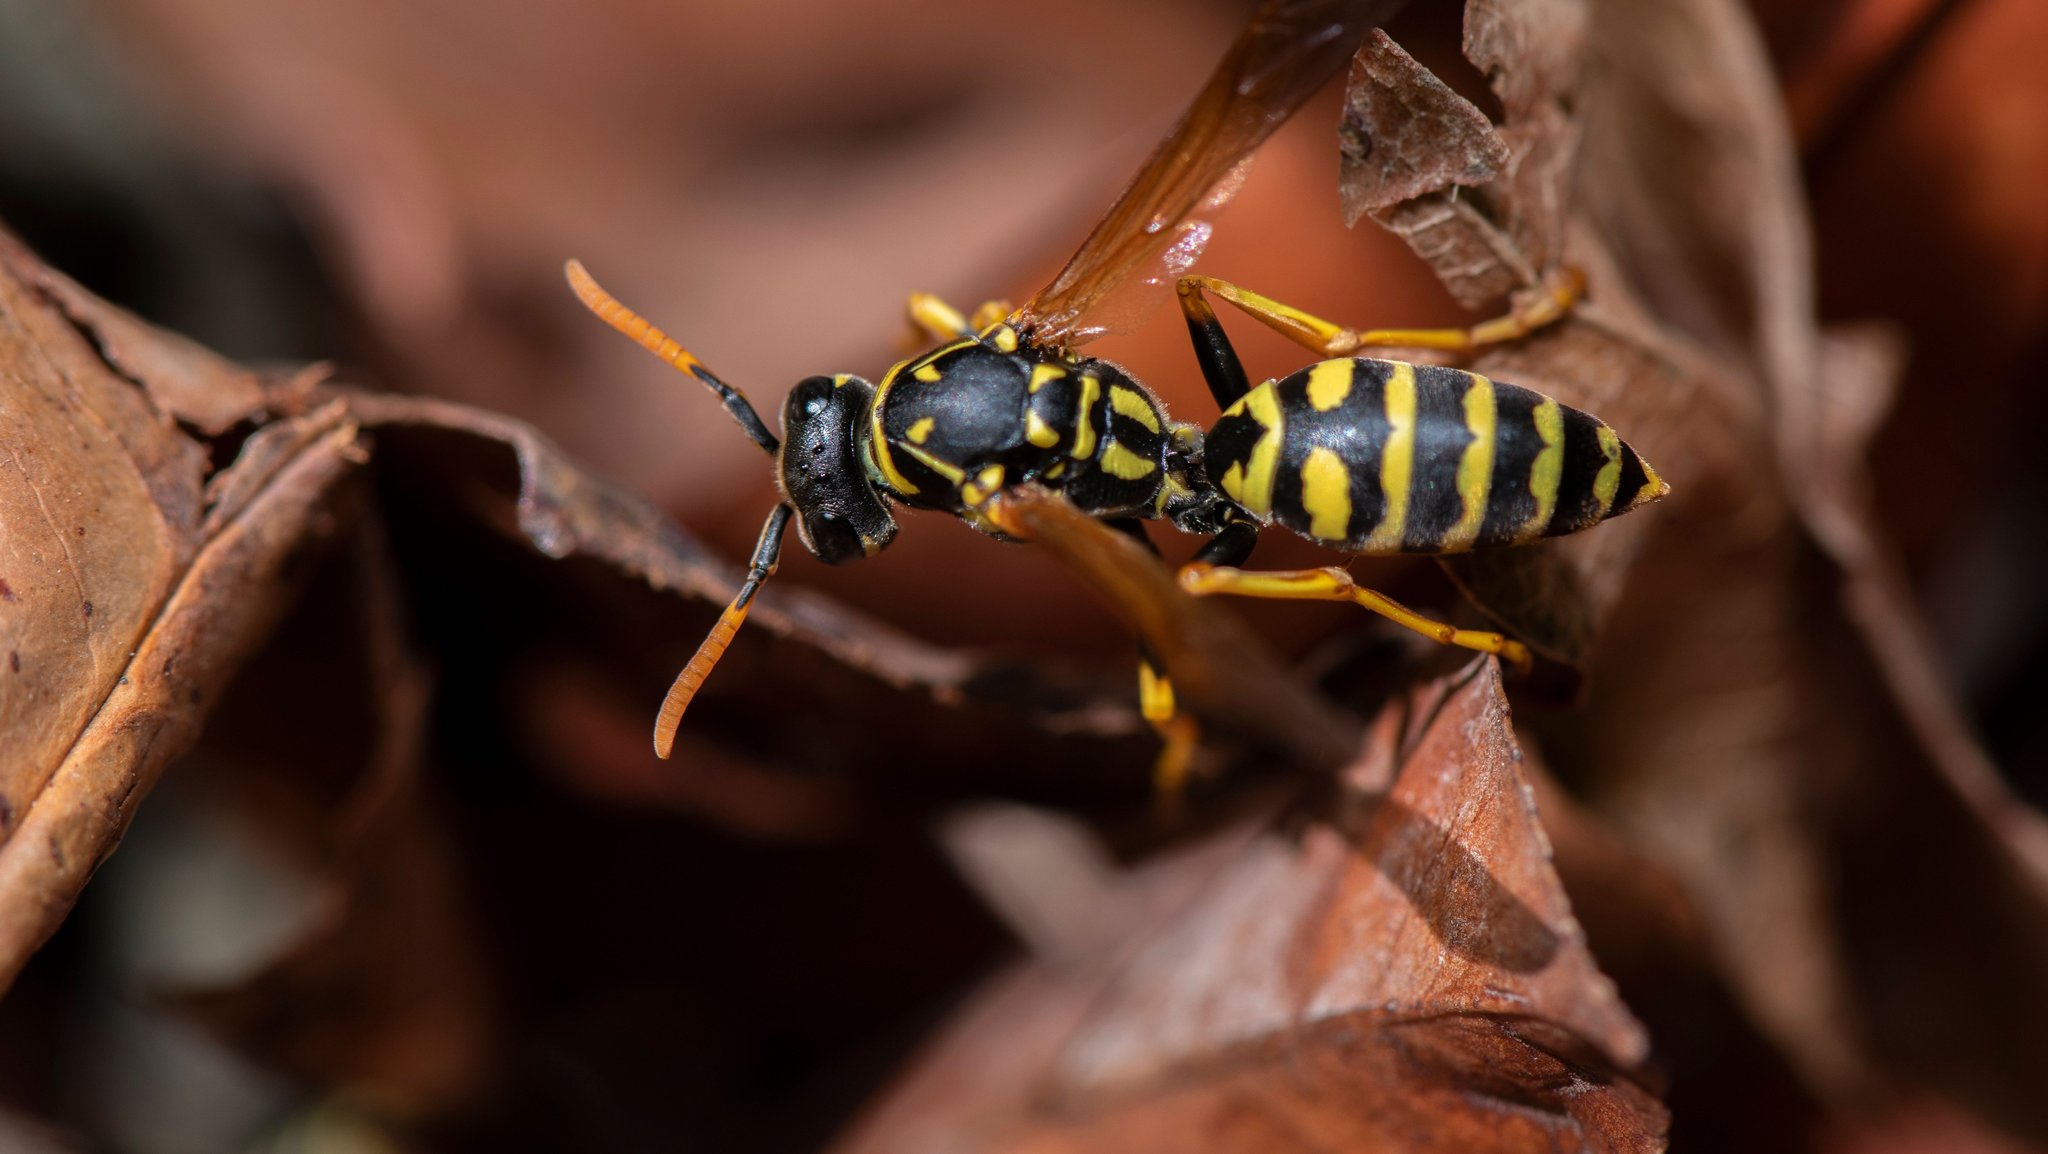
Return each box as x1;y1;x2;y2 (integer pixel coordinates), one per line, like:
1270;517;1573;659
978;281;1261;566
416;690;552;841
1204;359;1665;554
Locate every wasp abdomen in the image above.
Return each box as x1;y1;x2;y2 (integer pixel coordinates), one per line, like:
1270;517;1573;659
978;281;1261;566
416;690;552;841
1205;359;1664;555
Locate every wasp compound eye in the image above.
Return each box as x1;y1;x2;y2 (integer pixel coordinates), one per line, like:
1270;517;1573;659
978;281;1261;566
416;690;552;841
777;376;897;564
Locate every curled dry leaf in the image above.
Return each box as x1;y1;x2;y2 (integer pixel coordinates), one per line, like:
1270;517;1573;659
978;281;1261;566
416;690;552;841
1344;0;2048;1131
1338;0;1887;1102
0;227;346;994
0;221;1166;999
834;662;1662;1154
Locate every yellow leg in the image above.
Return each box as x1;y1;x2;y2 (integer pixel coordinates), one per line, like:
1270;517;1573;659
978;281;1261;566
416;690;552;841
907;292;973;341
907;294;1022;343
1179;562;1533;674
1176;268;1584;359
1139;657;1198;820
968;299;1013;332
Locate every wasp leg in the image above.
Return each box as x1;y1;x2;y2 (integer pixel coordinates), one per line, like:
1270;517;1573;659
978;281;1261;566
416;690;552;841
907;293;974;341
907;295;1021;345
968;299;1014;332
1102;519;1200;811
1110;518;1253;812
1177;268;1584;360
1176;275;1254;409
1179;561;1533;674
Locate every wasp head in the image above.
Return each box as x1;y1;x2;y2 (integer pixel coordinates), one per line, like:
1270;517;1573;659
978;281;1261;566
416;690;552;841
776;375;898;564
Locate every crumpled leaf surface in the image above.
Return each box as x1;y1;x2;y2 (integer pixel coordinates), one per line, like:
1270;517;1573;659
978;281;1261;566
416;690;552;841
0;227;344;991
1326;0;2048;1134
834;662;1663;1154
1332;0;1857;1098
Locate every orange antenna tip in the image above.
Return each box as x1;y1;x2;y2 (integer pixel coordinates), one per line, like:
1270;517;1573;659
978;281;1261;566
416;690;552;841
652;596;754;759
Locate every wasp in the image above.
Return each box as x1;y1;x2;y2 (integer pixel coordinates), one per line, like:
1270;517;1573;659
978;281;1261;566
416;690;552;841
567;0;1665;791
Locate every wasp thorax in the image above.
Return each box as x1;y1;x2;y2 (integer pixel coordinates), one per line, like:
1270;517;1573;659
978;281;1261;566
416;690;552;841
776;375;898;564
1160;423;1235;535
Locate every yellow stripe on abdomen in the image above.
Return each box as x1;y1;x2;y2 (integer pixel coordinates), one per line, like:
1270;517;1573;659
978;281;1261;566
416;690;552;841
1517;397;1564;543
1592;425;1623;515
1305;360;1352;412
1361;362;1417;553
1299;447;1351;542
1218;384;1284;516
1441;373;1497;552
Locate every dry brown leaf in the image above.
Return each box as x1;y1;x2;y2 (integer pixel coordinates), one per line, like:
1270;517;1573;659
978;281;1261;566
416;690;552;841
833;662;1663;1154
1333;0;1913;1101
0;222;1167;1000
0;229;353;993
1572;0;2048;1127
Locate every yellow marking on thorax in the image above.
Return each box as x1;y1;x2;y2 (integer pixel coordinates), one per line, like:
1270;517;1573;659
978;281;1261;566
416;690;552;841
984;323;1019;353
907;416;935;444
1153;472;1187;516
1305;360;1353;412
896;441;966;485
1070;375;1102;459
1029;363;1066;393
1100;442;1158;480
1518;398;1564;542
1441;373;1498;552
1025;410;1061;448
869;362;920;495
1592;425;1623;514
1218;384;1284;516
1044;461;1067;480
961;464;1005;506
1109;385;1161;432
1361;362;1417;552
913;363;945;383
1298;447;1352;542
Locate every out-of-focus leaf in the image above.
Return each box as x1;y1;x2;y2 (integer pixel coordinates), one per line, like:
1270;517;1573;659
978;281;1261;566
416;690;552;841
833;662;1663;1154
0;228;353;993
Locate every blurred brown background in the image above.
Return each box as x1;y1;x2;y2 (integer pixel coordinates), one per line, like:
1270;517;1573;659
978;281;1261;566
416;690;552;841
2;0;2046;1150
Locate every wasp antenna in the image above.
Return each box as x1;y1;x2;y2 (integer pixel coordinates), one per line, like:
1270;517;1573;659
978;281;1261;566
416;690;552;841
653;504;793;759
565;259;780;454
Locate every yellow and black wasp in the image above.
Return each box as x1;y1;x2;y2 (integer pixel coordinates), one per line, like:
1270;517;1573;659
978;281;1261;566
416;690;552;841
567;0;1665;789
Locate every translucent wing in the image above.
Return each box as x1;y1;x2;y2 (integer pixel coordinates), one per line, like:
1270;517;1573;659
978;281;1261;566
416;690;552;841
1011;0;1409;351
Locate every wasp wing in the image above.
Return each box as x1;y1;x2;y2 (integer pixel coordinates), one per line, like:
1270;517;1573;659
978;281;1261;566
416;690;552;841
1011;0;1409;351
